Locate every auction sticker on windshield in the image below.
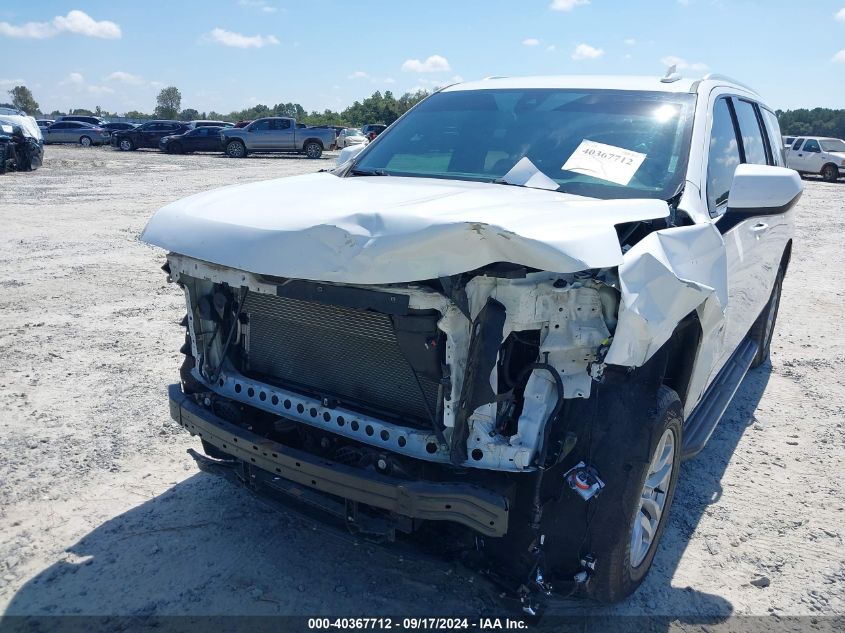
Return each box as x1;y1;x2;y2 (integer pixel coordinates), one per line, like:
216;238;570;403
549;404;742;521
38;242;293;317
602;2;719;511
561;140;647;186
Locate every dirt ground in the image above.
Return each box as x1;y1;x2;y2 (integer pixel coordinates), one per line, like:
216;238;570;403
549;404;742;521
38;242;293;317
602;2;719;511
0;145;843;625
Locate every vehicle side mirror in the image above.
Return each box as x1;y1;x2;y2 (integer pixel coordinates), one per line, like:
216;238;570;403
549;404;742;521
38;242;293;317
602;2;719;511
336;142;366;166
727;164;803;214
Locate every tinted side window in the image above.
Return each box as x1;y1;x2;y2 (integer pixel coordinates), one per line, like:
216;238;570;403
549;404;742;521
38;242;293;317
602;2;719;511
733;99;768;165
792;138;805;150
272;119;291;130
250;120;271;131
707;98;741;212
803;139;821;153
760;108;785;166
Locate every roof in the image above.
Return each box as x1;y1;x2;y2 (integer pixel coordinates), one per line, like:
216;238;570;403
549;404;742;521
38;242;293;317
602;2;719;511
443;74;758;96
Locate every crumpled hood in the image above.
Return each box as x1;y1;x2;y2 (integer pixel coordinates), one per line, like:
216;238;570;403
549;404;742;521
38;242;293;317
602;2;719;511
141;173;669;283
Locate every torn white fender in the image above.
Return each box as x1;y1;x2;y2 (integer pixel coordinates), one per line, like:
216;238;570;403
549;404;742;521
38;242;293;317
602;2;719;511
605;223;727;367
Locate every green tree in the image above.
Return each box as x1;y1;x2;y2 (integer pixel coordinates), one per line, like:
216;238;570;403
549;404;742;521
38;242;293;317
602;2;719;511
124;110;152;121
154;86;182;119
70;108;94;116
179;108;200;121
8;85;39;114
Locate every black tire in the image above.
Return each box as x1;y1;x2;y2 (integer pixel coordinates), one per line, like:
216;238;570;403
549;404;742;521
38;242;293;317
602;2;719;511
821;164;839;183
226;140;246;158
304;141;323;159
79;136;92;147
118;138;134;151
749;266;784;368
170;142;183;155
584;385;683;603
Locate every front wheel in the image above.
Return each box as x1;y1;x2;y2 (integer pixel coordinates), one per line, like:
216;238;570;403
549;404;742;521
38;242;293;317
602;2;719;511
118;138;134;151
304;142;323;159
79;136;92;147
169;142;183;155
226;140;246;158
585;385;683;602
821;164;839;183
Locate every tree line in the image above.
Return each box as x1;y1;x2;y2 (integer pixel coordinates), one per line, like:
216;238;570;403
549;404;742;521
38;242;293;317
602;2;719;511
5;83;845;138
2;84;431;127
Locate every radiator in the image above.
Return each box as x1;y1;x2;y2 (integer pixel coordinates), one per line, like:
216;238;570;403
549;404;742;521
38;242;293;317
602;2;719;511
242;292;440;428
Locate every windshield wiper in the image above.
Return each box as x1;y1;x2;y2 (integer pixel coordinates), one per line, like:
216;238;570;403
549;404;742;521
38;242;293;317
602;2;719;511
350;168;389;176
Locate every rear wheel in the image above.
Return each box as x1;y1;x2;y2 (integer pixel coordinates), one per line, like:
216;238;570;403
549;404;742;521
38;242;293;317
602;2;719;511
226;140;246;158
118;138;134;151
821;164;839;183
79;136;92;147
749;266;784;368
304;141;323;159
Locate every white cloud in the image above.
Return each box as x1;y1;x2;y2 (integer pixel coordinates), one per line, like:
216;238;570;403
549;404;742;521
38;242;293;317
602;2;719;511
572;43;604;60
836;8;845;22
523;38;540;46
546;44;556;52
238;0;278;13
549;0;589;11
348;71;369;79
207;27;279;48
832;49;845;63
661;55;708;71
105;71;144;85
401;55;451;73
0;10;121;39
59;72;114;95
624;38;637;45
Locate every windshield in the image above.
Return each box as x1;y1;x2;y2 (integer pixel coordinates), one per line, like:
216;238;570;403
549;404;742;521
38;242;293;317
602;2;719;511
344;129;362;136
820;139;845;152
352;88;696;199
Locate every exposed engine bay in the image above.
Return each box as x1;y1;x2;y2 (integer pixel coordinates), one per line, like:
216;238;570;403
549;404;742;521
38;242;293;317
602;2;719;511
169;253;619;473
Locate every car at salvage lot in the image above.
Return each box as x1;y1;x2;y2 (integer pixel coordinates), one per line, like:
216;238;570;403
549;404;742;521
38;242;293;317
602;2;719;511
42;121;110;146
785;136;845;182
159;126;224;154
112;120;190;151
220;117;337;159
142;74;799;609
335;128;369;149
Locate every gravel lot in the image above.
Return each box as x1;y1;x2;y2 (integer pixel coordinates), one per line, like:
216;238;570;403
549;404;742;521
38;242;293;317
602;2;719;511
0;145;843;625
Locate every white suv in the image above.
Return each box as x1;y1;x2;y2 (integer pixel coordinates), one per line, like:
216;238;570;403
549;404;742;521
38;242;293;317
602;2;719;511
144;73;800;608
786;136;845;182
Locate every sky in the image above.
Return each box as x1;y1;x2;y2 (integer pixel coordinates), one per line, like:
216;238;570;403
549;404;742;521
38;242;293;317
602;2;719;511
2;0;844;116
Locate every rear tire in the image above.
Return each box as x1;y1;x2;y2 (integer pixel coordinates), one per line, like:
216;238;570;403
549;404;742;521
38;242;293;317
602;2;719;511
584;385;683;603
821;164;839;183
118;138;134;151
226;140;246;158
304;141;323;159
749;266;784;368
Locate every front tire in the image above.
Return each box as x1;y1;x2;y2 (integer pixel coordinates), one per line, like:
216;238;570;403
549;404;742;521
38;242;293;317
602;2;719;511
585;385;683;602
304;141;323;159
821;164;839;183
118;138;134;151
170;142;183;155
79;136;92;147
226;140;246;158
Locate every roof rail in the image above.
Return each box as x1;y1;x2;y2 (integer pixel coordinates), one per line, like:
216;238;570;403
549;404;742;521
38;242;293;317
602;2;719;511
700;73;758;94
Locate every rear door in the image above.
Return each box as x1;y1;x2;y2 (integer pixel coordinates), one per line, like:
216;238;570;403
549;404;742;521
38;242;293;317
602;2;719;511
270;118;295;150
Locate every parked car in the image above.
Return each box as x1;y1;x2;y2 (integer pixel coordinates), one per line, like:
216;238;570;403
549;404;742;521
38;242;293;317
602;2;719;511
42;121;110;146
111;120;190;151
0;119;43;172
36;119;54;131
785;136;845;182
53;115;107;126
361;123;387;141
142;74;798;609
234;120;252;128
159;126;224;154
220;117;336;158
782;135;796;150
100;122;137;139
335;128;368;149
188;120;233;129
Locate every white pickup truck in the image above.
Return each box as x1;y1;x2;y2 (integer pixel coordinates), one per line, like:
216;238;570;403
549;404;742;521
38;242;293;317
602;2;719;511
143;73;799;610
220;117;336;159
785;136;845;182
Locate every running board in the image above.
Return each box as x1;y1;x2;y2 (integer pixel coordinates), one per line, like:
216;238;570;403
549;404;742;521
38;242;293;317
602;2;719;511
681;337;759;460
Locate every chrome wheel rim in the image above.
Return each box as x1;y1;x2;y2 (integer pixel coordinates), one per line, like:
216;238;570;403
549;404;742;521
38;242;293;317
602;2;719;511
80;137;91;147
306;143;320;158
119;140;131;151
630;428;675;568
228;143;243;157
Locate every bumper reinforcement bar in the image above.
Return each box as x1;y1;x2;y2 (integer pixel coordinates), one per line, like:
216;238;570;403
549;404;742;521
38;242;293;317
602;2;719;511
168;384;509;537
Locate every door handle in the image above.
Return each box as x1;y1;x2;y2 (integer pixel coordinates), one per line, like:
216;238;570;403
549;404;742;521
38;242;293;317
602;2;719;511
751;222;769;233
